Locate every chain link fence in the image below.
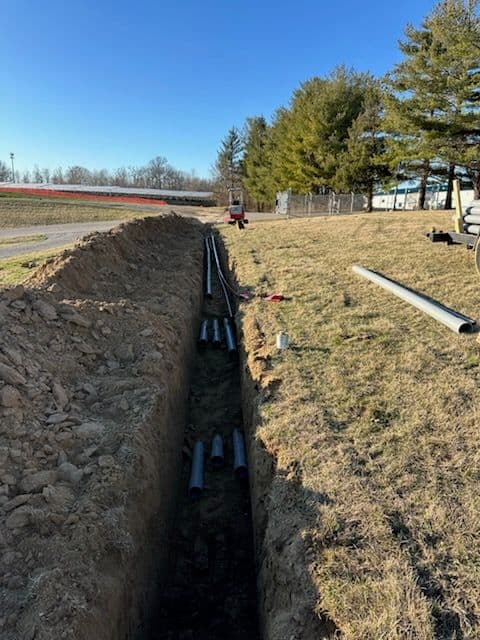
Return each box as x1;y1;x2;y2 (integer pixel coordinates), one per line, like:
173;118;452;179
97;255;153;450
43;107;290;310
275;190;366;216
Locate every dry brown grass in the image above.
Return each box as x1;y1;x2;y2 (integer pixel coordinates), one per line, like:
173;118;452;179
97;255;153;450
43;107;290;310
0;196;222;228
222;210;480;639
0;196;157;227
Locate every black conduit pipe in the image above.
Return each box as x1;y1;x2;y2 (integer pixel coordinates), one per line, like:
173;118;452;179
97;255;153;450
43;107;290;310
189;441;204;499
198;319;209;347
223;318;237;358
232;429;248;479
212;317;222;348
210;434;224;469
209;234;234;318
205;237;212;298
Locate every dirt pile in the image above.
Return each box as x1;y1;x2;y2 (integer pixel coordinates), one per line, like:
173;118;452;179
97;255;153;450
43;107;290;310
0;215;204;640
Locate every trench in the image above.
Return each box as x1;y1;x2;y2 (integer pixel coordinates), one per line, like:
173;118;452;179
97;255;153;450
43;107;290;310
142;232;261;640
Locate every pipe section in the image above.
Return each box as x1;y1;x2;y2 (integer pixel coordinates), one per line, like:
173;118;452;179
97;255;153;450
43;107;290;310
464;200;480;216
232;429;248;479
212;317;222;348
352;265;475;334
223;318;237;357
465;224;480;235
210;434;224;469
463;215;480;225
198;319;209;347
205;237;213;298
209;234;234;318
189;441;204;499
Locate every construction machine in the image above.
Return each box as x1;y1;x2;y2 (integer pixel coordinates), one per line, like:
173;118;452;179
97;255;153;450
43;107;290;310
224;188;248;228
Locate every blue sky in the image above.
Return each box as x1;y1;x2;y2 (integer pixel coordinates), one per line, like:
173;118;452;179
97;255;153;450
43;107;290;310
1;0;435;178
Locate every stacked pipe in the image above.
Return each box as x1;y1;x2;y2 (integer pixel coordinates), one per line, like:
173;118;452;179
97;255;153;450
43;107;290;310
188;430;249;499
463;200;480;235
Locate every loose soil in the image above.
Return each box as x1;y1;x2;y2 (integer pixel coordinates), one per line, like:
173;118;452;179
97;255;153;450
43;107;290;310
0;215;205;639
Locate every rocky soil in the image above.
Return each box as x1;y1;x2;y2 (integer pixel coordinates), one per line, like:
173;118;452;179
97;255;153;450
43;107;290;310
0;215;204;640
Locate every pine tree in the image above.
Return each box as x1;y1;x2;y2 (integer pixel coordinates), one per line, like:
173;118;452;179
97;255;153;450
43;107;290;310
427;0;480;199
279;67;370;193
266;107;298;194
335;82;391;211
214;127;244;193
242;116;273;210
385;0;480;204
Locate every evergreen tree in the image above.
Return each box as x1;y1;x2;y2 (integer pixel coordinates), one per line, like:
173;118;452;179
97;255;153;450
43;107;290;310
335;82;392;211
242;116;272;209
280;67;370;193
214;127;244;193
386;0;480;204
266;107;298;195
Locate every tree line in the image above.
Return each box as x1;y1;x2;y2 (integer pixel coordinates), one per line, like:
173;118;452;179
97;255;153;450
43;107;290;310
0;156;215;193
214;0;480;211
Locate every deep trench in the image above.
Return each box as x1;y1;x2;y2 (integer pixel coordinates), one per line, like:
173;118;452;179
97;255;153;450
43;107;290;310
142;233;261;639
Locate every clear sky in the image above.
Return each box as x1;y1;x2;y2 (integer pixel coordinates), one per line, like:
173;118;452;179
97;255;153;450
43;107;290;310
1;0;435;178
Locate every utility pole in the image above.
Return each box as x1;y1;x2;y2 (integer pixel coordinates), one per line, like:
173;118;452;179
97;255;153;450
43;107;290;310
9;153;15;182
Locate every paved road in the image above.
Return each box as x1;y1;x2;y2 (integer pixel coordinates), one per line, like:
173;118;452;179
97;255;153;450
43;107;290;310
0;210;286;259
0;220;123;259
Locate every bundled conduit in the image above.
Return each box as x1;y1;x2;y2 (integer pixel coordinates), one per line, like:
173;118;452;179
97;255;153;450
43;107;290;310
353;265;476;334
209;234;234;318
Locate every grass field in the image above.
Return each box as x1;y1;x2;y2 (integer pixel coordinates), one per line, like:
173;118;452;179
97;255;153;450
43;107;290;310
0;195;221;228
0;195;158;227
222;210;480;639
0;234;46;246
0;245;72;286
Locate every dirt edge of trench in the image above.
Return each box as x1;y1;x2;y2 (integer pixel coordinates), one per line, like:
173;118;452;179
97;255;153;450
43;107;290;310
225;250;339;640
0;215;204;640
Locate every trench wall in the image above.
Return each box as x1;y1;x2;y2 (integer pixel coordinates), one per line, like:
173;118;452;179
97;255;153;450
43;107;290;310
221;237;335;640
0;215;204;640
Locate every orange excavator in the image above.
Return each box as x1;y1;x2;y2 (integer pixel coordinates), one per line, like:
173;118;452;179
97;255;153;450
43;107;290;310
224;188;248;228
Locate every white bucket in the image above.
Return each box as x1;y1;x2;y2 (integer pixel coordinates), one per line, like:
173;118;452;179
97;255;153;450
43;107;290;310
276;331;289;350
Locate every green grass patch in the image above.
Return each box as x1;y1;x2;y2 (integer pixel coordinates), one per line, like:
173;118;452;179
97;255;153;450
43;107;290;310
0;245;72;286
0;196;157;228
0;234;46;246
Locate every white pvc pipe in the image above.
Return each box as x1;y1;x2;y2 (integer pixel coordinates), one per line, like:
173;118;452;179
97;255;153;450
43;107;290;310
463;215;480;225
352;265;475;334
465;224;480;235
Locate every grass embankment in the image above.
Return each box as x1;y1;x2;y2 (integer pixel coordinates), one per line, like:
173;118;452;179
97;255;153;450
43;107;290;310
0;246;72;286
223;210;480;639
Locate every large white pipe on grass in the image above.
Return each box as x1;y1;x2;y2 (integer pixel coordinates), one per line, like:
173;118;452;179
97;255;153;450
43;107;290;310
352;265;475;334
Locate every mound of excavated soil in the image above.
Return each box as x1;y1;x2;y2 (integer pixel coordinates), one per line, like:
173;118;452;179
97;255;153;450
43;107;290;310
0;215;204;640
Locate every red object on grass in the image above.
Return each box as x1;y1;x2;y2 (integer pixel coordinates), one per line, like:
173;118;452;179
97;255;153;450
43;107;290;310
0;186;167;206
264;293;284;302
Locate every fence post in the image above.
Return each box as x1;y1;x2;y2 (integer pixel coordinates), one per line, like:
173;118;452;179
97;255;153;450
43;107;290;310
453;179;464;233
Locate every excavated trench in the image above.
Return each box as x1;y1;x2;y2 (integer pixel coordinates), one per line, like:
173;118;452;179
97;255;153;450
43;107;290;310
140;232;261;639
0;217;266;640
